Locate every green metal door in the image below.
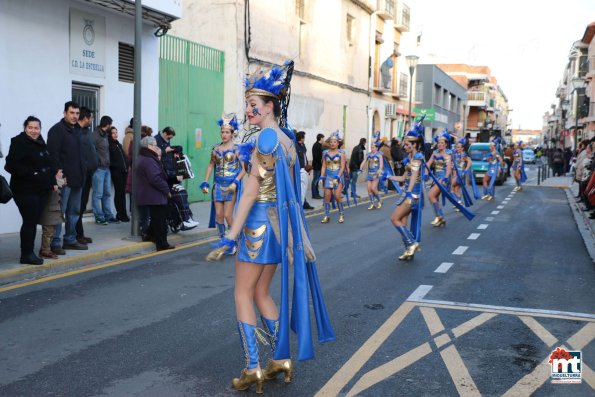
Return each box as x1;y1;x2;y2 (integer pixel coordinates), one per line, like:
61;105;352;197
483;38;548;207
159;35;224;202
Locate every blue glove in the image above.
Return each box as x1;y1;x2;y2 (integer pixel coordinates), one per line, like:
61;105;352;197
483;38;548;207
200;181;210;190
320;176;327;181
333;176;340;181
423;174;430;182
405;191;413;199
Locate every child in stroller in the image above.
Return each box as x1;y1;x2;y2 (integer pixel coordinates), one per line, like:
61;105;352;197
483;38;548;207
166;145;198;232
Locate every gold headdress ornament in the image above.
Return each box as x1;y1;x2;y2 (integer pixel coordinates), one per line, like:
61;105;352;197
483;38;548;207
217;112;239;131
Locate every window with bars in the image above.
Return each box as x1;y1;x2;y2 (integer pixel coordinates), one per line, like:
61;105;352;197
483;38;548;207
346;14;355;44
399;73;408;97
296;0;305;20
118;42;134;83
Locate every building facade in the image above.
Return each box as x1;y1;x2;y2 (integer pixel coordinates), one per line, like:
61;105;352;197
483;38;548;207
0;0;180;233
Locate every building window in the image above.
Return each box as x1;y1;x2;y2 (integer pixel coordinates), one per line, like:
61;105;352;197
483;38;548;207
399;73;408;97
118;42;134;83
296;0;305;20
346;14;355;44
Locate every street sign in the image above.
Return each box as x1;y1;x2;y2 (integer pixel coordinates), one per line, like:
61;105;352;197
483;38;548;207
413;108;435;121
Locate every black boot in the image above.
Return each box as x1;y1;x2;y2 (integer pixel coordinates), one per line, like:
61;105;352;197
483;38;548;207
20;252;44;265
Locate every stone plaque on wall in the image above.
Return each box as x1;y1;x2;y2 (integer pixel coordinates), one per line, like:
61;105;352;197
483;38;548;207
70;9;106;78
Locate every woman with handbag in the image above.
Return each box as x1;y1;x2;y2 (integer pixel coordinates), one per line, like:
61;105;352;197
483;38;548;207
5;116;59;265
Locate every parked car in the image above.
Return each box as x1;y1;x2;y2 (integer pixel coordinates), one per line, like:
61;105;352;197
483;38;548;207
523;149;536;164
469;143;507;185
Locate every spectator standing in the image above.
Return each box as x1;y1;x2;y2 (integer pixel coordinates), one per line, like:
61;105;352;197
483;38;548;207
5;116;58;264
75;106;96;245
311;133;324;199
349;138;366;198
135;136;174;251
504;144;514;177
296;131;314;209
92;115;118;224
108;126;130;222
552;148;564;176
155;126;198;228
390;138;405;176
47;101;88;251
122;118;134;158
564;148;573;174
126;125;152;234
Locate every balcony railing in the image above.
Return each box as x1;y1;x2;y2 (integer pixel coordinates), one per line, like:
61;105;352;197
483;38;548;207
466;91;488;107
394;3;410;32
377;0;395;20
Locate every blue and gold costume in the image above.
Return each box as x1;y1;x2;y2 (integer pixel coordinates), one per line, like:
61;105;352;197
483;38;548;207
511;144;527;191
211;145;242;201
366;152;382;181
322;150;343;189
482;145;502;200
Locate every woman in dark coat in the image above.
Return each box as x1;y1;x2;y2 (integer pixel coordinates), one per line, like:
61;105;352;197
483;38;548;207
108;126;129;222
134;135;174;251
5;116;58;265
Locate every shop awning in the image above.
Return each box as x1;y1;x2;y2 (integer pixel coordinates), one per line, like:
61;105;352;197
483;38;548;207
79;0;180;31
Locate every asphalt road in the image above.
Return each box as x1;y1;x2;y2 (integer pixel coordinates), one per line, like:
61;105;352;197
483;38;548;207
0;168;593;397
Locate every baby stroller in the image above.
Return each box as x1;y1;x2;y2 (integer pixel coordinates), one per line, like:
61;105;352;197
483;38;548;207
166;146;198;233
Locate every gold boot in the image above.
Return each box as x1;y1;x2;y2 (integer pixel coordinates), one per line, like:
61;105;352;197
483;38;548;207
486;195;494;201
481;194;489;200
338;214;345;223
367;203;375;210
263;359;293;383
321;216;330;223
232;369;264;393
517;185;523;191
432;217;446;227
512;186;519;192
375;200;382;209
399;242;420;261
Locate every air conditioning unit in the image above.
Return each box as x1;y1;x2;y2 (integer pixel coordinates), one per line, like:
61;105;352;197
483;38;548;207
385;103;397;118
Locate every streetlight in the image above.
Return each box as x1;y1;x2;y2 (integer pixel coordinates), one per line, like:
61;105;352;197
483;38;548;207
406;54;419;128
561;99;570;149
571;76;585;152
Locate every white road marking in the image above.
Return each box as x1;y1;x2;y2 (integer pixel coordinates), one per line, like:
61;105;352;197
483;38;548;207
407;285;433;301
491;211;500;215
504;198;511;201
497;206;504;209
501;201;508;204
467;233;480;240
477;224;489;230
434;262;454;273
485;217;495;221
452;246;468;255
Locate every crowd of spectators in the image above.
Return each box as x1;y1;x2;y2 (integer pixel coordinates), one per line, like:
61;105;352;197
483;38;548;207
3;101;196;264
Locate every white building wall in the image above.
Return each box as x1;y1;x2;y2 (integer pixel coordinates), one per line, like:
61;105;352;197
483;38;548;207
0;0;161;233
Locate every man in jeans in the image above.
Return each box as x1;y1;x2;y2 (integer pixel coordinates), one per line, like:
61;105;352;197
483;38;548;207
48;101;88;251
92;115;118;224
75;107;96;244
311;133;324;199
349;138;366;199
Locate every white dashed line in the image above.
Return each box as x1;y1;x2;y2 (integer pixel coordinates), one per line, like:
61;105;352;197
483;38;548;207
477;224;489;230
501;201;508;205
497;206;504;209
491;211;500;215
468;233;480;240
485;217;495;221
407;285;433;301
434;262;454;273
452;246;468;255
504;198;511;201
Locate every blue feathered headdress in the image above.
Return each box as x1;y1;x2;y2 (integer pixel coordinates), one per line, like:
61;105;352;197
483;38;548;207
436;128;451;144
491;136;502;146
329;130;342;141
245;60;294;128
217;112;239;132
373;131;381;143
404;115;426;143
458;136;468;146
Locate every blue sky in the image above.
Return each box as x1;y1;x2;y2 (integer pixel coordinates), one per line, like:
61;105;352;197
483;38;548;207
408;0;595;130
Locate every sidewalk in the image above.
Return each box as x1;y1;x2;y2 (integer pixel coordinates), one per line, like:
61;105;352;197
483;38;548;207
0;181;373;286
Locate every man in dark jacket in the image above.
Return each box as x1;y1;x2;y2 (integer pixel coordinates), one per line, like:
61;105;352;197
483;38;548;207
390;138;405;176
349;138;366;198
47;101;88;251
75;107;96;245
92;115;117;224
135;136;174;251
311;133;325;199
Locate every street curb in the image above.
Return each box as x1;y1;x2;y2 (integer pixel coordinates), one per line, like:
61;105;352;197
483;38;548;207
565;188;595;264
0;227;218;285
0;193;398;286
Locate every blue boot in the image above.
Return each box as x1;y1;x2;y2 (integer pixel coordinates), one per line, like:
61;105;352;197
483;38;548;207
337;202;345;223
321;202;331;223
260;316;293;383
232;321;264;393
216;222;226;238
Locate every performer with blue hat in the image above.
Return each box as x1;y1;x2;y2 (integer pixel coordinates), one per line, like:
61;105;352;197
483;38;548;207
201;113;245;242
425;129;452;227
450;136;474;206
387;120;425;260
360;140;384;209
511;141;527;192
206;60;335;393
320;130;347;223
482;137;504;200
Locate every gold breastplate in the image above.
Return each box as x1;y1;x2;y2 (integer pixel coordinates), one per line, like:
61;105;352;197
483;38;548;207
369;156;380;168
255;142;296;203
325;155;341;171
406;159;422;183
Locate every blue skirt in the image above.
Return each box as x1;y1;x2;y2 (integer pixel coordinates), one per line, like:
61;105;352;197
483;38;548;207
213;176;236;202
237;202;282;264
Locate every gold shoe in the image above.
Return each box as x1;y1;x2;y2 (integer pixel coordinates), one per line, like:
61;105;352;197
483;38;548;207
517;185;523;191
206;246;228;262
481;194;489;200
367;204;375;210
321;216;330;223
432;217;446;227
375;201;382;209
399;242;420;261
232;369;264;393
430;216;441;226
263;359;293;383
486;195;494;201
512;186;519;192
338;215;345;223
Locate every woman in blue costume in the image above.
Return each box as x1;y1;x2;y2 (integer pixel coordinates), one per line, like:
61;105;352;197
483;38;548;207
361;142;384;210
387;123;425;261
450;136;472;207
206;60;335;394
320;131;346;223
482;138;504;201
425;131;452;227
201;114;246;241
511;141;527;192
